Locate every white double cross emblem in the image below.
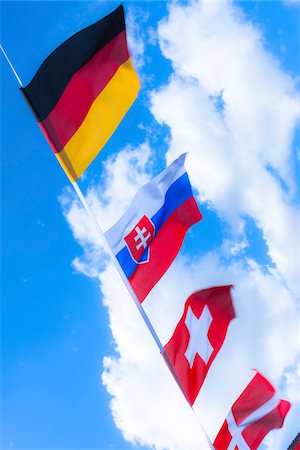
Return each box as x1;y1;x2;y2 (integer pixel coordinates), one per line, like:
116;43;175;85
134;225;151;251
227;393;280;449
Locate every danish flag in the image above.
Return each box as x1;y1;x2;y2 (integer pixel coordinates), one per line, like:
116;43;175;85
164;285;235;405
105;154;202;302
213;371;291;450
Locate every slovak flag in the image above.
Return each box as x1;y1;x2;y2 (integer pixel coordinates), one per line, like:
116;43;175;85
105;154;202;302
164;286;236;405
213;371;291;450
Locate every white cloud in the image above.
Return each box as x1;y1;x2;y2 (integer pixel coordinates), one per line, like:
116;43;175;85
126;5;148;71
59;1;300;449
60;144;153;276
60;146;299;449
283;0;300;6
151;0;300;295
284;360;300;402
100;263;209;450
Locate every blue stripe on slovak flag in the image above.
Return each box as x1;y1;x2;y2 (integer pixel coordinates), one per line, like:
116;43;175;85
116;172;193;278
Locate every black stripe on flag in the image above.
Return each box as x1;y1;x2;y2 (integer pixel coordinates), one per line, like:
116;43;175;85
21;4;125;121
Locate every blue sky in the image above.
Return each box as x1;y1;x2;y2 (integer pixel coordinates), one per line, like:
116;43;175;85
1;1;299;450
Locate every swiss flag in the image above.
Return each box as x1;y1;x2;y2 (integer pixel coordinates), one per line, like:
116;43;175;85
213;371;291;450
164;285;235;405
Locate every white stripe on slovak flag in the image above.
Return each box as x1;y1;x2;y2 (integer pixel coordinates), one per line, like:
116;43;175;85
226;393;280;450
105;154;186;255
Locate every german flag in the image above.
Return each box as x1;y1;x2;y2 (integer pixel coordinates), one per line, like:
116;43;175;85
21;5;140;182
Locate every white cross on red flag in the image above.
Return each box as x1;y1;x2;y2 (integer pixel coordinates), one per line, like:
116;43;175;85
213;371;291;450
163;285;235;405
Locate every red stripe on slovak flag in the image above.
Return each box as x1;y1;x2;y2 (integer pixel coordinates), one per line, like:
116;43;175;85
40;30;129;154
164;285;235;405
129;196;202;302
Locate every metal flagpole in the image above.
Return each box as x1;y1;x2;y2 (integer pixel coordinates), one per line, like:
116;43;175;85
0;40;169;376
1;44;214;450
71;181;167;354
72;185;215;450
0;44;23;86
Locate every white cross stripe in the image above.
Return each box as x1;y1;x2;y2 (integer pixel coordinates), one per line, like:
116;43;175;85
226;393;280;449
227;410;249;450
184;305;214;367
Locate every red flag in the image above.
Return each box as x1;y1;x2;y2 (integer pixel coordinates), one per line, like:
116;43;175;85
213;371;291;450
164;285;235;405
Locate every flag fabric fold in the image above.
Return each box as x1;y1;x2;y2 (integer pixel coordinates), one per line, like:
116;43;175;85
105;154;202;302
163;285;235;405
213;371;291;450
21;5;140;181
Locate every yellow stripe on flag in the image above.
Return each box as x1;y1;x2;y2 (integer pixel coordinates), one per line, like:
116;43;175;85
56;58;140;182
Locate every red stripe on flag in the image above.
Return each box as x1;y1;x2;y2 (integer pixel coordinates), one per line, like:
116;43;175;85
232;372;275;426
129;196;202;302
213;420;233;450
40;30;129;153
213;372;291;450
243;400;291;450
